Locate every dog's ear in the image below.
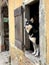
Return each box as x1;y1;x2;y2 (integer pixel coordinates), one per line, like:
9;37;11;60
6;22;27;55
30;18;34;23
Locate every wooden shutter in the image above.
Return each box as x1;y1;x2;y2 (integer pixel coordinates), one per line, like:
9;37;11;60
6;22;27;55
14;6;24;50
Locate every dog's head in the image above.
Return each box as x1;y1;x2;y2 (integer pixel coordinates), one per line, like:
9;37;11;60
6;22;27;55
25;18;34;33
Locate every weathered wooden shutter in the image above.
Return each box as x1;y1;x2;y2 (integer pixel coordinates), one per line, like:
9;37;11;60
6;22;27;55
14;6;24;50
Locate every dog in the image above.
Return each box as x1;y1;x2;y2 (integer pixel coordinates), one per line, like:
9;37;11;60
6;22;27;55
25;18;39;57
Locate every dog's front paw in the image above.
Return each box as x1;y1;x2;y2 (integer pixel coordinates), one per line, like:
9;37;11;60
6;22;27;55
32;50;36;55
35;52;38;57
35;49;39;57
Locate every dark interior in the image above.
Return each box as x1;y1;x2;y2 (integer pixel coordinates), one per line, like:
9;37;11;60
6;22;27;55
25;1;39;52
2;6;9;51
30;1;39;51
4;22;9;51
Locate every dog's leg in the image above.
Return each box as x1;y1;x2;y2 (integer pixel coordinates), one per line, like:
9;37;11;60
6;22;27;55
35;46;40;57
29;36;37;55
32;43;37;55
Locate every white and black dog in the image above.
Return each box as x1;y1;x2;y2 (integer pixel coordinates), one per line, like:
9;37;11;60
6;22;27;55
25;18;39;57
